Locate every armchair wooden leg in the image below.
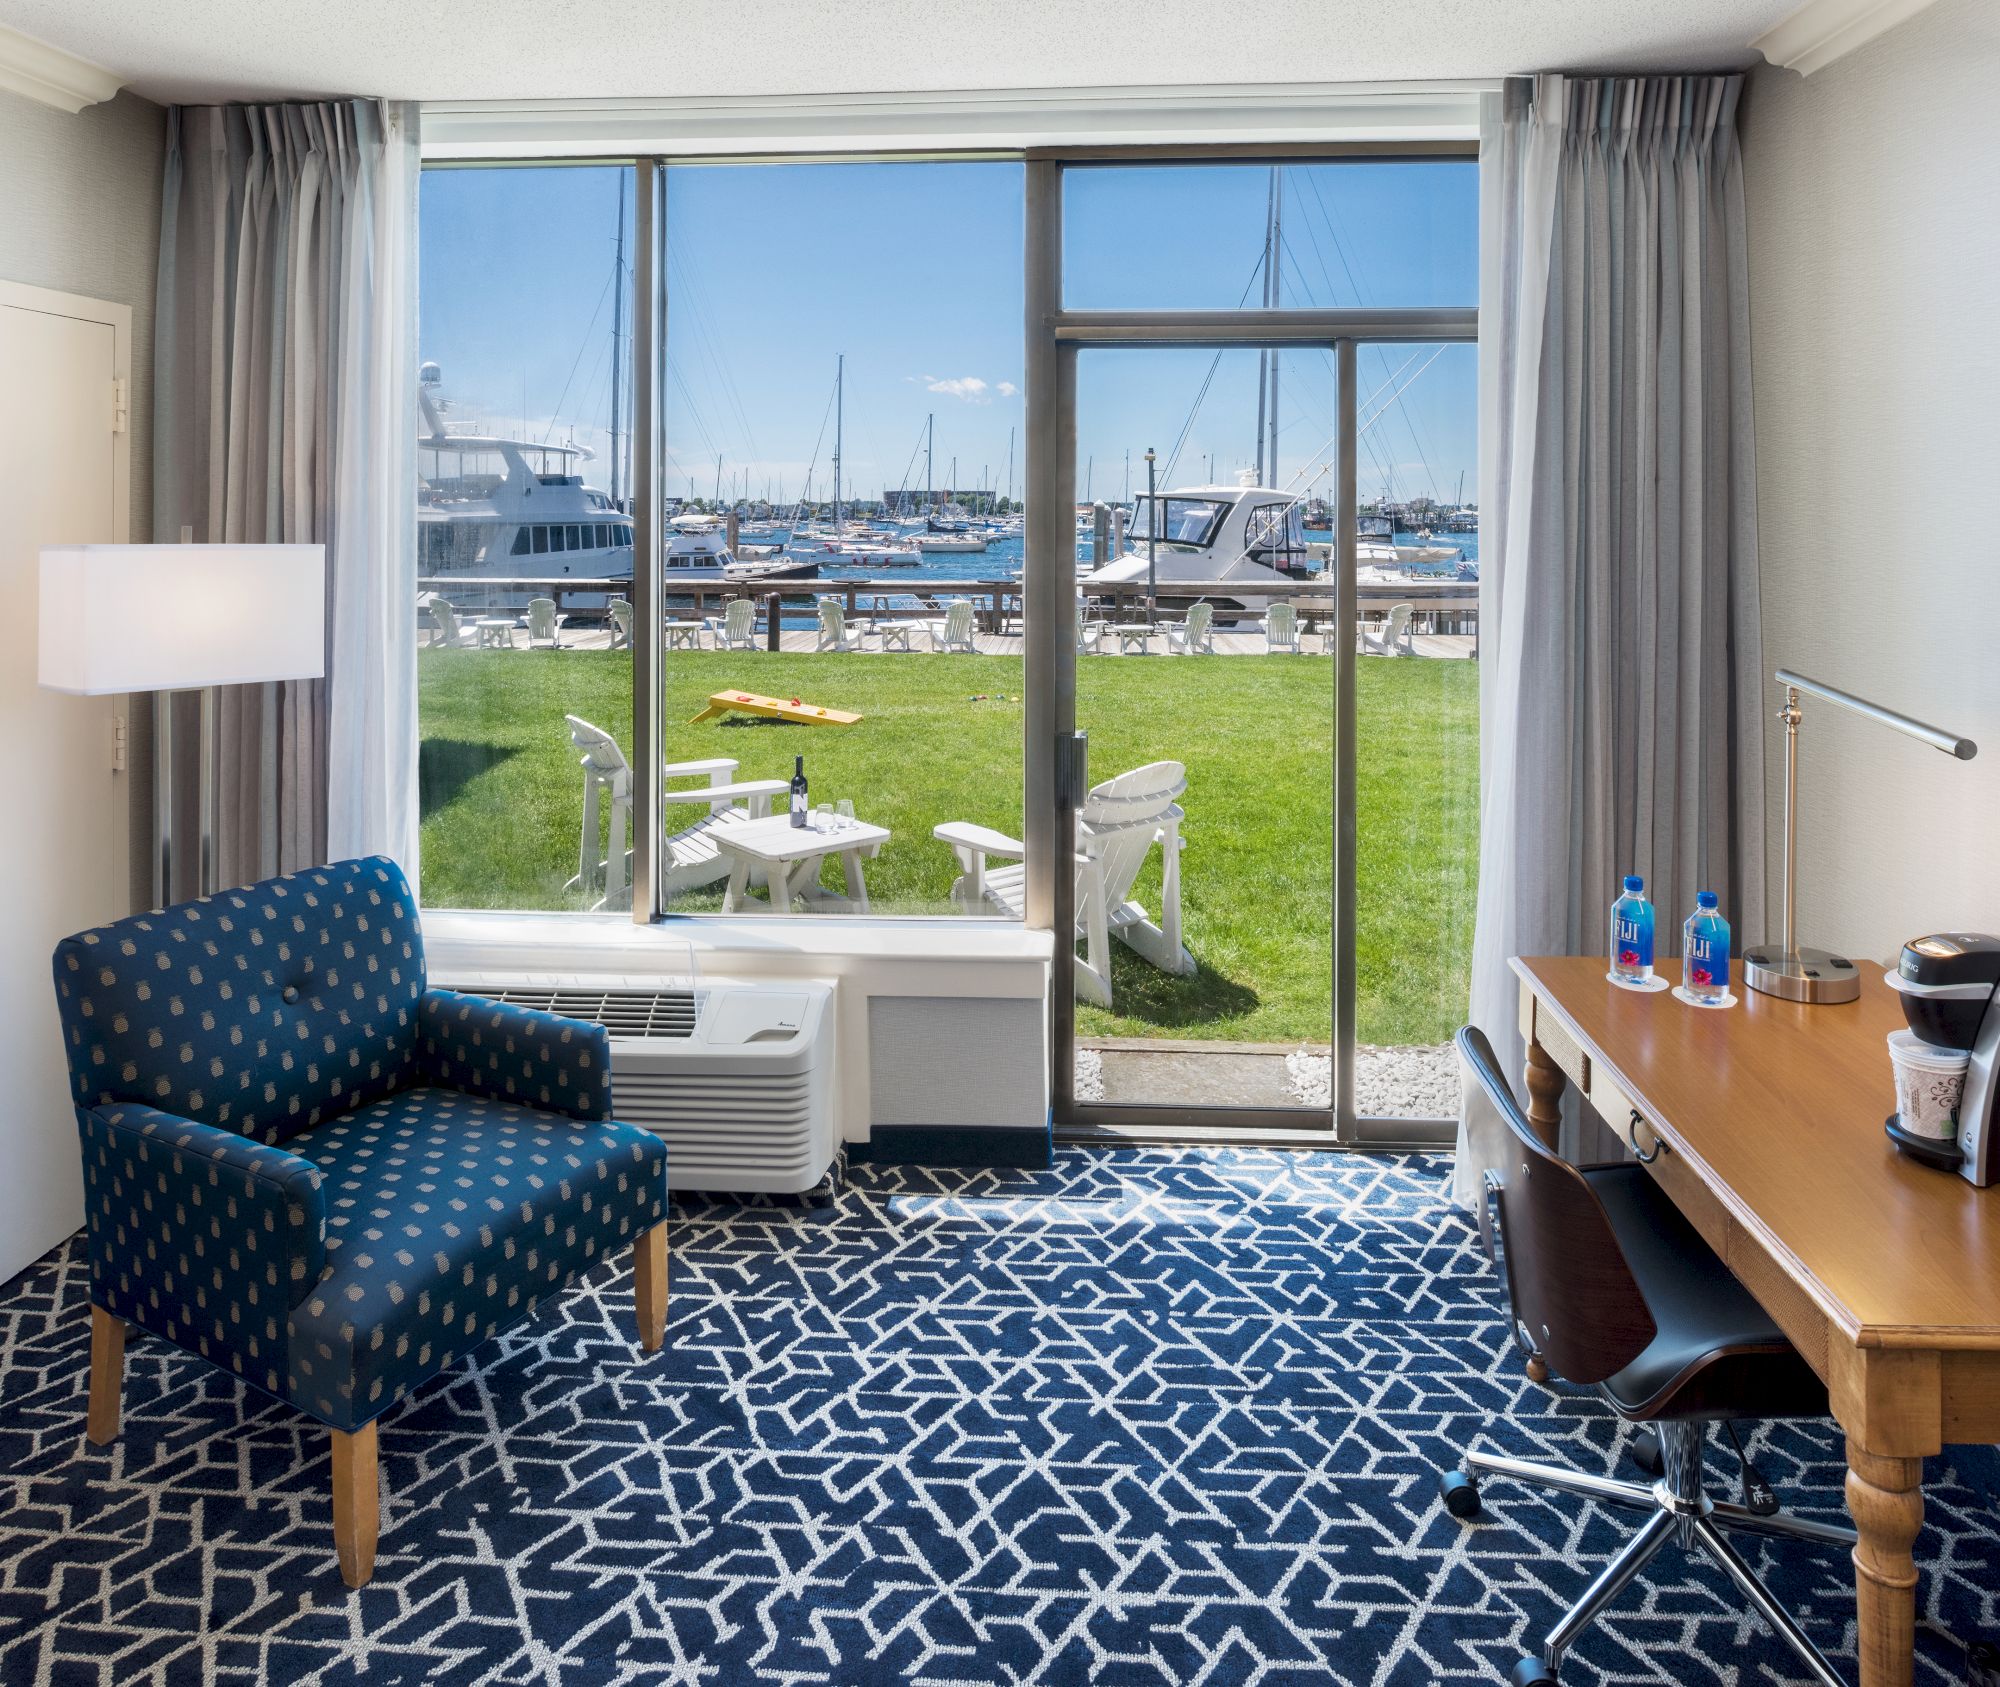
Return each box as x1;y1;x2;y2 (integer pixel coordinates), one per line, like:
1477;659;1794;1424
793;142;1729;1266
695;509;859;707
634;1221;668;1352
85;1305;125;1446
331;1423;379;1589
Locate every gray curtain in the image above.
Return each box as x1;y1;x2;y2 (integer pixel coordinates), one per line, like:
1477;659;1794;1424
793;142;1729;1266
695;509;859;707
152;99;419;899
1458;74;1767;1197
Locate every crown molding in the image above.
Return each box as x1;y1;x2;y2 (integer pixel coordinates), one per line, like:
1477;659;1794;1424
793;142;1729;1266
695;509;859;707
0;21;122;113
420;81;1493;160
1753;0;1942;76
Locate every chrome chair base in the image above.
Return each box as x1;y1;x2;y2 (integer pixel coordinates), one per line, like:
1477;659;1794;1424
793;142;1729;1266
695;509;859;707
1443;1422;1856;1686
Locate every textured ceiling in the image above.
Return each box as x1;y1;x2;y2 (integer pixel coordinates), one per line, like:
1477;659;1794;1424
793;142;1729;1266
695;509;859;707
0;0;1795;105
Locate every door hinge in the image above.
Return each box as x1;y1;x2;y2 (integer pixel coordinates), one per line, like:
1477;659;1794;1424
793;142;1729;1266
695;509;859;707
111;377;129;434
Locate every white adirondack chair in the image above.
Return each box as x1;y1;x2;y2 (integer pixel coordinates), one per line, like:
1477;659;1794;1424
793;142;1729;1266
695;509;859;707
1359;602;1414;656
1077;605;1105;654
608;600;633;649
934;760;1195;1007
426;599;476;647
1264;601;1304;654
924;598;977;653
562;715;789;910
815;598;873;652
1166;601;1215;654
705;596;758;651
526;596;567;649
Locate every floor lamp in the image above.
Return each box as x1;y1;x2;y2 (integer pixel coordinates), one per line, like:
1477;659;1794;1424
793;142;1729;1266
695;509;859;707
38;543;327;905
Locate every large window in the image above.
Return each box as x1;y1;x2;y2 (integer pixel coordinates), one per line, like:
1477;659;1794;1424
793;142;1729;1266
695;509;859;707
416;164;636;912
411;144;1478;1134
656;161;1025;919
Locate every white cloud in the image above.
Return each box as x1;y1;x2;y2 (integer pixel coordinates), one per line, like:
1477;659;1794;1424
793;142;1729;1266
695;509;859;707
914;373;1020;404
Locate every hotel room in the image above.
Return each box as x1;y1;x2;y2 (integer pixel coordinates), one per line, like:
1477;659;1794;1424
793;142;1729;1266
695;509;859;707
0;1;1995;1682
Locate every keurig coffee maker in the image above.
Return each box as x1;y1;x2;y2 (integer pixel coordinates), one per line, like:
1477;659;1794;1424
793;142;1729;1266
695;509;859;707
1884;933;2000;1186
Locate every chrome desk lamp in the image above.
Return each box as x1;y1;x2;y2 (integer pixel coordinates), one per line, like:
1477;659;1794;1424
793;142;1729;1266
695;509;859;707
1744;669;1978;1003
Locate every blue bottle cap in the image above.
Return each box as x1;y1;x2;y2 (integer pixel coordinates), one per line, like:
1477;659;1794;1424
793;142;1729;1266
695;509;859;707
1624;875;1644;893
1697;890;1718;908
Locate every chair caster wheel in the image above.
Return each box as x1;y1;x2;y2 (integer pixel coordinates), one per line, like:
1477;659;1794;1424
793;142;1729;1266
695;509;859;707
1628;1430;1663;1477
1439;1469;1483;1520
1509;1657;1559;1687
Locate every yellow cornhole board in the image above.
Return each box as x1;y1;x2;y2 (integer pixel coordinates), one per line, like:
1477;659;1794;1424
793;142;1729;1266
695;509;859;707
688;690;863;727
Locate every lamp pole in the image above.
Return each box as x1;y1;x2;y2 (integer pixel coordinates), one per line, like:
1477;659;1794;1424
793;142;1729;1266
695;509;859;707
1144;446;1158;630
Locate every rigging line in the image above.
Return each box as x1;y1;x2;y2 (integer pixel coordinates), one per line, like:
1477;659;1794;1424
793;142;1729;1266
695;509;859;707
672;240;764;463
538;260;617;447
1371;341;1447;500
666;360;720;459
793;370;839;517
1300;170;1369;307
664;247;762;465
1158;246;1272;486
1160;354;1225;485
1285;186;1346;309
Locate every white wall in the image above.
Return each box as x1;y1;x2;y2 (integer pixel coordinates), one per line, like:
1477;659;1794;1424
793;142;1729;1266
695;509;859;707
0;88;162;533
1740;0;2000;965
0;86;164;912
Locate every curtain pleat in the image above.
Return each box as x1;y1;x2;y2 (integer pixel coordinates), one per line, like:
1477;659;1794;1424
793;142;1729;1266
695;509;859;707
152;98;418;901
1458;74;1767;1197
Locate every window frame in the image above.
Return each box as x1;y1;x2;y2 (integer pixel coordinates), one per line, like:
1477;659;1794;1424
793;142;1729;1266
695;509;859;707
417;137;1479;1147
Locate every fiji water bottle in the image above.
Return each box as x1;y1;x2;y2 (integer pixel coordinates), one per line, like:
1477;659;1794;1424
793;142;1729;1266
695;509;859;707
1611;876;1655;983
1683;892;1731;1003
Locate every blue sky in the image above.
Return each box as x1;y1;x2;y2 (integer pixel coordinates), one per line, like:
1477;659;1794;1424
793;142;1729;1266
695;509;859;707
419;159;1478;508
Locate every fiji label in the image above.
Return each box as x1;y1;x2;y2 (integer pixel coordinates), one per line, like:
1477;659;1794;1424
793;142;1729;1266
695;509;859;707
1615;915;1653;971
1688;932;1730;990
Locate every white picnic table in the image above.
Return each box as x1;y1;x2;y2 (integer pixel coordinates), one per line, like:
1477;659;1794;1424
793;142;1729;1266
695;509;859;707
715;813;892;914
473;618;517;648
664;619;704;651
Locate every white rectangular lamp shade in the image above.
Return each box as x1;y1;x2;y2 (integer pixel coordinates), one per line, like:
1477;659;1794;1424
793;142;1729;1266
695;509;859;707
39;543;327;694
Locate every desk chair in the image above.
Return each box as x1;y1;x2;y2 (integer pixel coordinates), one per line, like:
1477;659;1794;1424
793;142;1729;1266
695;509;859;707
1443;1026;1857;1687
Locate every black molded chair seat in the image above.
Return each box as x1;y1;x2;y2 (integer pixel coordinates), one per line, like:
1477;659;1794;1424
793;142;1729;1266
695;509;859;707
1584;1165;1829;1424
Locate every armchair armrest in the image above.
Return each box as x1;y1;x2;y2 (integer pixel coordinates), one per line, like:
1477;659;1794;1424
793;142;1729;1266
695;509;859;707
661;779;791;805
663;756;739;785
417;988;614;1121
932;821;1025;860
76;1103;328;1312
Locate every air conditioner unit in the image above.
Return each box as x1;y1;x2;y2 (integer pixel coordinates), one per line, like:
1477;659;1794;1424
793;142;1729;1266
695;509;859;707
439;971;837;1194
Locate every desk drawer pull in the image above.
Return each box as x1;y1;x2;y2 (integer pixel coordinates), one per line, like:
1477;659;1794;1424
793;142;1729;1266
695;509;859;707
1631;1110;1668;1164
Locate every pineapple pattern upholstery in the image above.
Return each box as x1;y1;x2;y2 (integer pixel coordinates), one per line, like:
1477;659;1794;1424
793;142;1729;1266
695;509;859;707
52;857;667;1435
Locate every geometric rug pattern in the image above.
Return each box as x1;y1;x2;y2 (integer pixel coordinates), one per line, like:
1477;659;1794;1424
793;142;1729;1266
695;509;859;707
2;1148;1996;1686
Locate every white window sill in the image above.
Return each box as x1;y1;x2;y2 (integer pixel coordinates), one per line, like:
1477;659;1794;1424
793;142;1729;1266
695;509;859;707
422;906;1054;974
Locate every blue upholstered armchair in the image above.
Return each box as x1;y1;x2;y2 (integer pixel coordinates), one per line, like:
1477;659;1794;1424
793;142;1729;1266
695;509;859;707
51;856;668;1587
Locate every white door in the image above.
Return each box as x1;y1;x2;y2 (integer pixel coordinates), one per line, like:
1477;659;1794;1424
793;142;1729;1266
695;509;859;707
0;284;130;1285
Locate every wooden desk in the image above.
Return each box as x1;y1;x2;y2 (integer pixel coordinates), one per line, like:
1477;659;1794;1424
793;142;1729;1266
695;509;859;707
1515;957;2000;1687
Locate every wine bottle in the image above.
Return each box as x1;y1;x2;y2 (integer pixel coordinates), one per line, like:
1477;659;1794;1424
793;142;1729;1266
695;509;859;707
790;755;808;828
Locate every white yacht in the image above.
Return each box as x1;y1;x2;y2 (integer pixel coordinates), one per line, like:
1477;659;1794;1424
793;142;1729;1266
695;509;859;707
1079;478;1317;620
416;370;812;612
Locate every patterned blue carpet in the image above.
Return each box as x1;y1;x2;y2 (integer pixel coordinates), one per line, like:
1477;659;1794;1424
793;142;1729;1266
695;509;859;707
1;1148;1995;1685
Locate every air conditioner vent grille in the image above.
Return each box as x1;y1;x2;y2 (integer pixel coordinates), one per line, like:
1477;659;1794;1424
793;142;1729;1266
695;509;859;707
482;986;699;1040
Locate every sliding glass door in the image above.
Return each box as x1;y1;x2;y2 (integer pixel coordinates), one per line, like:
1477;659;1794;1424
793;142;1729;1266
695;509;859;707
1030;155;1477;1144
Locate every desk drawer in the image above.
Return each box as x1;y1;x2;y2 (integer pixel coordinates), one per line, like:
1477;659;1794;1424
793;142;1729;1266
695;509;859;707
1589;1067;1730;1256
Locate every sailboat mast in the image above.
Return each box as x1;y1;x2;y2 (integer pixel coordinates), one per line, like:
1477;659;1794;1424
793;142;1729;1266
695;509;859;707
1253;169;1274;484
610;186;626;509
833;353;844;533
926;412;934;513
1006;426;1015;507
1267;167;1281;486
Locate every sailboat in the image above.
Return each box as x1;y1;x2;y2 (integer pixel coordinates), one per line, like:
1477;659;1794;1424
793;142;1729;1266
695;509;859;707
784;355;925;569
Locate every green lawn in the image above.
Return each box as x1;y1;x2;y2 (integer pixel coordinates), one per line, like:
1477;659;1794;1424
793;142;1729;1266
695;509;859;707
419;647;1477;1046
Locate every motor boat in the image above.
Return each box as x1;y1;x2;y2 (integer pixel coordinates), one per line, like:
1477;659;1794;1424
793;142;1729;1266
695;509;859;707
1078;477;1319;621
